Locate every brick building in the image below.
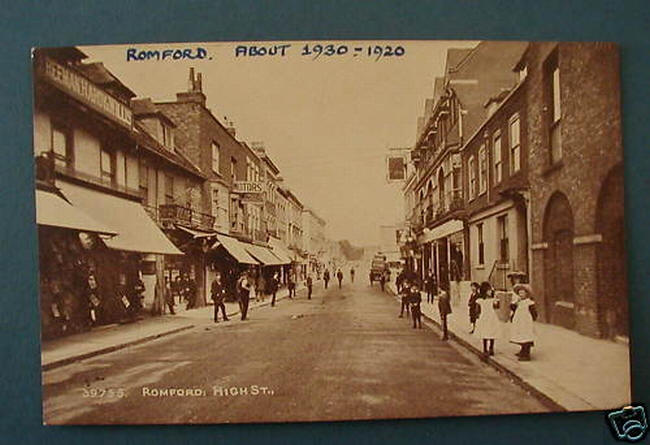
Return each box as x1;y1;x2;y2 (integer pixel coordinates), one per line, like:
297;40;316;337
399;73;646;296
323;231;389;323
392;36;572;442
523;43;625;339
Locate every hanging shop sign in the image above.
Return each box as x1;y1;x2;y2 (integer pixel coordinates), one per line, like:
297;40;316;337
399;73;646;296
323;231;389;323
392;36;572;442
233;181;265;194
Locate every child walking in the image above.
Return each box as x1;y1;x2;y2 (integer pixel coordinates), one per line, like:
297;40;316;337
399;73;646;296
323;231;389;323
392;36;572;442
410;284;422;329
510;283;538;361
468;282;480;334
475;281;500;358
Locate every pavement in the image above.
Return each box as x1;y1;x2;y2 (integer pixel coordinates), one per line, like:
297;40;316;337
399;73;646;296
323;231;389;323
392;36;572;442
41;284;297;370
385;281;631;412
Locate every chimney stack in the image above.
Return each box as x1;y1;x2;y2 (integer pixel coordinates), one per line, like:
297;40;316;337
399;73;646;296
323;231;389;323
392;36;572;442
177;67;206;106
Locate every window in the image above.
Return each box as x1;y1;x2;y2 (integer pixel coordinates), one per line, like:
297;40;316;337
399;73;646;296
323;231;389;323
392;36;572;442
498;215;509;263
164;174;174;204
231;157;237;182
211;186;219;217
478;145;487;194
468;156;476;200
162;124;173;148
211;142;220;174
100;148;115;185
509;115;521;173
139;161;149;206
518;65;528;82
493;133;503;183
546;51;562;163
477;223;485;266
51;124;71;168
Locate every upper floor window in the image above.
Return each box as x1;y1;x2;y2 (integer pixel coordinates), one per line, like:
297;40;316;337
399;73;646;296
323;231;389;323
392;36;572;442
468;156;476;200
162;124;173;149
493;132;503;183
100;148;115;185
51;124;72;168
139;161;149;205
231;157;237;182
478;145;488;195
546;50;562;163
165;174;174;204
211;142;220;174
509;115;521;173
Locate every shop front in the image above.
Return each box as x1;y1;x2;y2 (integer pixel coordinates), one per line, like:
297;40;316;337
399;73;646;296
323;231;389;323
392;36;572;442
208;234;259;301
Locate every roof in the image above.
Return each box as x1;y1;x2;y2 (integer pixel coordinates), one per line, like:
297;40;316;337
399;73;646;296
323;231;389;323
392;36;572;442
34;47;87;63
132;122;206;180
132;98;177;127
76;62;136;100
445;48;474;75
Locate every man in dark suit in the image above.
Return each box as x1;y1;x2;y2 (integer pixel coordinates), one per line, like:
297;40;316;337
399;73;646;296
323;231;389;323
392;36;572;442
210;272;228;322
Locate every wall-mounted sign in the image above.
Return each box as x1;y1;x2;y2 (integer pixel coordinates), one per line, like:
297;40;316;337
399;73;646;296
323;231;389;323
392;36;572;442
39;57;133;128
233;181;265;194
386;155;407;182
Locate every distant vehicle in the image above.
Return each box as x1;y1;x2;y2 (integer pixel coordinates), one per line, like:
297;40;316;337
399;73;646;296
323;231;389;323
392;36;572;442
369;253;387;285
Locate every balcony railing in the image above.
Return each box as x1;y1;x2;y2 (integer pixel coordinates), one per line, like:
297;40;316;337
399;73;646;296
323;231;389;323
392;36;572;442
159;204;215;232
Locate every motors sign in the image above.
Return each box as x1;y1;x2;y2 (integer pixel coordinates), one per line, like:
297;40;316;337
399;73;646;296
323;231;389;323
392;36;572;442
233;181;265;194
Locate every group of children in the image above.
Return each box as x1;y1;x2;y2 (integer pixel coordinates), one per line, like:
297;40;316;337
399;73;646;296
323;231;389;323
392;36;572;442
398;275;538;361
468;281;538;361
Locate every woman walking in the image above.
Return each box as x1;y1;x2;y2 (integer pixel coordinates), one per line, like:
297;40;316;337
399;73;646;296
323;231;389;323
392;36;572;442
475;281;500;358
510;283;538;361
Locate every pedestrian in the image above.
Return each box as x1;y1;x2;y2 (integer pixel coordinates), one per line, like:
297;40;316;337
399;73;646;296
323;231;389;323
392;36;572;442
396;268;405;294
510;283;537;361
306;274;313;299
379;268;388;292
468;281;480;334
399;279;411;318
410;283;422;329
164;276;175;315
236;271;251;321
475;281;500;358
183;273;197;310
287;272;296;299
210;272;228;322
323;269;330;289
350;267;355;283
269;272;279;307
438;285;452;341
336;268;343;288
425;270;437;304
249;271;257;303
173;275;183;306
257;272;266;303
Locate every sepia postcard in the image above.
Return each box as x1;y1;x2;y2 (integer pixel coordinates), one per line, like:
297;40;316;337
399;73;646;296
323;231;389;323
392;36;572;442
34;40;630;425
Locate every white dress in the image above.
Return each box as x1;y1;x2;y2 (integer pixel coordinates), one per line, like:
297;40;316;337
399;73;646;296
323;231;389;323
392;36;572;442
510;297;535;344
475;298;499;340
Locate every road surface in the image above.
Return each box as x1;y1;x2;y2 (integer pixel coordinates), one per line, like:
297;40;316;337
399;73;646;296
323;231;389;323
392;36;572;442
42;274;548;424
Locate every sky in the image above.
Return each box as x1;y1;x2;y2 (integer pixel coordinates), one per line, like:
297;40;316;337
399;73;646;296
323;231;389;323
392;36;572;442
79;40;477;245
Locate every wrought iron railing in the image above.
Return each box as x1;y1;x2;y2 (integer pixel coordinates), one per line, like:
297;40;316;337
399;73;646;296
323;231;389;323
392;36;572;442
159;204;215;231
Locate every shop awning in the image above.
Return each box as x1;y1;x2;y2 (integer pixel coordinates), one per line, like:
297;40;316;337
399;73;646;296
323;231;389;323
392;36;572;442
57;182;183;255
176;225;218;239
418;219;464;244
244;244;286;266
35;189;117;235
213;234;258;265
267;238;293;264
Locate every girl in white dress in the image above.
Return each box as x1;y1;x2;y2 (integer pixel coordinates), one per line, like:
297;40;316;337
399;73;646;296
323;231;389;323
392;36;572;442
510;283;538;361
475;281;500;357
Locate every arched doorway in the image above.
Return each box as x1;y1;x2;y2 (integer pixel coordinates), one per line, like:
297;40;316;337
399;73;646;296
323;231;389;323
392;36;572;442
596;164;627;338
543;192;575;329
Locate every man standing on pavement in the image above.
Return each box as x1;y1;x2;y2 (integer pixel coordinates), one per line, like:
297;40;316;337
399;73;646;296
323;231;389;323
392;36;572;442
269;272;279;307
336;268;343;288
306;274;313;299
323;269;330;289
237;270;251;321
210;272;228;323
350;266;355;283
164;276;175;315
410;283;422;329
438;285;452;341
183;273;197;310
287;272;296;299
